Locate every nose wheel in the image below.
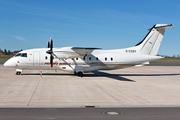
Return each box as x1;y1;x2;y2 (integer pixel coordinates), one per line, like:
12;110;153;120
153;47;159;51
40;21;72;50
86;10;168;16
16;69;22;75
16;71;21;75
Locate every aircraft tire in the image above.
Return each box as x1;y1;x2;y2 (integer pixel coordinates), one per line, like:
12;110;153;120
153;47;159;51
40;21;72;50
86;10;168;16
77;72;83;77
16;72;21;75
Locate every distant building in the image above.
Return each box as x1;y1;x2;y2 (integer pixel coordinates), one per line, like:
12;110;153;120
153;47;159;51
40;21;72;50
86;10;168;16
13;51;21;55
0;49;3;55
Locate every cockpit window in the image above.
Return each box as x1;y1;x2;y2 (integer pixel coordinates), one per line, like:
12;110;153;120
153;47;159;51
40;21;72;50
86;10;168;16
15;53;21;57
21;53;27;57
15;53;27;57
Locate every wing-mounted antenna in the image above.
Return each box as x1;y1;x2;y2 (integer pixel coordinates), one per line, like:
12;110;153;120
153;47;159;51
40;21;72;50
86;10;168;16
46;37;54;67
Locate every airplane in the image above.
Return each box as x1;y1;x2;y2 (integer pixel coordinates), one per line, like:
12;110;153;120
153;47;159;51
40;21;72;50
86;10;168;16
3;24;174;77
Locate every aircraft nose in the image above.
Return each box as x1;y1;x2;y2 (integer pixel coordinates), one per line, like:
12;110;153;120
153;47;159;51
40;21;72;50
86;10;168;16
3;58;15;67
3;60;10;67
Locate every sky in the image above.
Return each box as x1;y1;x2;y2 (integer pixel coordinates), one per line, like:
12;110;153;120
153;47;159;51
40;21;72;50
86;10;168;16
0;0;180;56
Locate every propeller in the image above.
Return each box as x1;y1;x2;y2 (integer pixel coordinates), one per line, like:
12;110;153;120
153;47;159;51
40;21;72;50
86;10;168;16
46;37;54;67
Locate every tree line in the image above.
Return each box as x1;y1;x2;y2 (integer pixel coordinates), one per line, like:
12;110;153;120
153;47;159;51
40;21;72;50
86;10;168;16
0;49;23;55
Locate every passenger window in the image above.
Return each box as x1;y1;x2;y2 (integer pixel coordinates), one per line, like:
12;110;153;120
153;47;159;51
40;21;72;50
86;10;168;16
89;57;91;60
45;56;48;60
111;57;113;61
105;57;107;61
96;57;98;60
76;58;78;60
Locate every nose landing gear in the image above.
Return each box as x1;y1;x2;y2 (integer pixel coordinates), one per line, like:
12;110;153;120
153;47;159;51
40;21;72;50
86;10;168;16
16;69;22;75
16;71;21;75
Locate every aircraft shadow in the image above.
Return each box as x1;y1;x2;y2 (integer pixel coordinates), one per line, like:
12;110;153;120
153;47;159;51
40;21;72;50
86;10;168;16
21;71;180;82
21;72;135;82
22;73;74;76
87;71;180;82
85;71;135;82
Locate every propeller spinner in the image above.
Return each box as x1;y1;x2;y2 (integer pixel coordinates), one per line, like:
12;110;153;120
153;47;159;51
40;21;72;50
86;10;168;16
46;37;54;67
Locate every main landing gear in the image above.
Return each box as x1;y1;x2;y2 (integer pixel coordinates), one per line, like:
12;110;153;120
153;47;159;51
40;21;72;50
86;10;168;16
74;66;84;77
74;71;83;77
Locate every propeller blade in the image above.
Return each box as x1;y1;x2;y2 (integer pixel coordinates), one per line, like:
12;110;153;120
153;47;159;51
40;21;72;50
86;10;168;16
50;37;53;51
48;41;50;48
46;37;54;67
50;55;53;67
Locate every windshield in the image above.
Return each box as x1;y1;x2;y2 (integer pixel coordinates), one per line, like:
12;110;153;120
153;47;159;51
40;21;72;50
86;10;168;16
15;53;27;57
15;53;21;57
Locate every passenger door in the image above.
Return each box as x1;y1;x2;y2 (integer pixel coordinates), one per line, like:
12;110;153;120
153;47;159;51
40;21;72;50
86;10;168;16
33;52;40;66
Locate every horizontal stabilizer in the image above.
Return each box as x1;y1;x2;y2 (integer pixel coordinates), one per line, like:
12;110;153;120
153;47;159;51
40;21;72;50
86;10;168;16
148;24;175;30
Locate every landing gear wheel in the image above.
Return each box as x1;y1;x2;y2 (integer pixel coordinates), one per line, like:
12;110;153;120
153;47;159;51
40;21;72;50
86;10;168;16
16;71;21;75
77;72;83;77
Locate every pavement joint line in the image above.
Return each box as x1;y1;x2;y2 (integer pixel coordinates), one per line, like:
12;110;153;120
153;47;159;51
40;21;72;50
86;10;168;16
91;81;125;106
27;78;42;106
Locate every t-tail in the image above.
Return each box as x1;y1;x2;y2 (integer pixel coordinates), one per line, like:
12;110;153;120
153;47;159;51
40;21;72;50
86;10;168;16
135;24;175;56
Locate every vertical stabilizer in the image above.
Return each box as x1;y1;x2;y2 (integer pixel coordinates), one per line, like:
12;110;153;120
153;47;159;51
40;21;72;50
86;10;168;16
136;24;174;55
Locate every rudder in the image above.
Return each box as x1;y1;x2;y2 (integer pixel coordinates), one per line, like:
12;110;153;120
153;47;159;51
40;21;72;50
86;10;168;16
136;24;174;55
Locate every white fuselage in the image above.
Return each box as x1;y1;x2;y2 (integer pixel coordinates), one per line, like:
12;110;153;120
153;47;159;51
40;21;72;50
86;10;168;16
3;24;174;75
4;47;162;73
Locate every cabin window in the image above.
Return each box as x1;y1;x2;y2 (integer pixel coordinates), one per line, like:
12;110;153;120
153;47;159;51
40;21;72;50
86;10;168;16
62;67;66;69
83;57;85;61
76;58;78;60
96;57;98;60
105;57;107;61
45;56;48;60
111;57;113;61
89;57;91;60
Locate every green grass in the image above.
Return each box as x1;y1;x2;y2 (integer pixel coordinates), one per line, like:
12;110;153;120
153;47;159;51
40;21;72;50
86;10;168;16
0;55;13;60
152;58;180;62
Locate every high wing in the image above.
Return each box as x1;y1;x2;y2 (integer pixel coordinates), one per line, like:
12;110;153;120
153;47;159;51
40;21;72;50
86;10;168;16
52;47;101;59
71;47;101;56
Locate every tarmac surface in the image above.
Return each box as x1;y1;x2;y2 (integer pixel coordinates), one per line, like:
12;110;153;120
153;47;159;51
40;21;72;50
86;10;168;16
0;65;180;107
0;64;180;119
